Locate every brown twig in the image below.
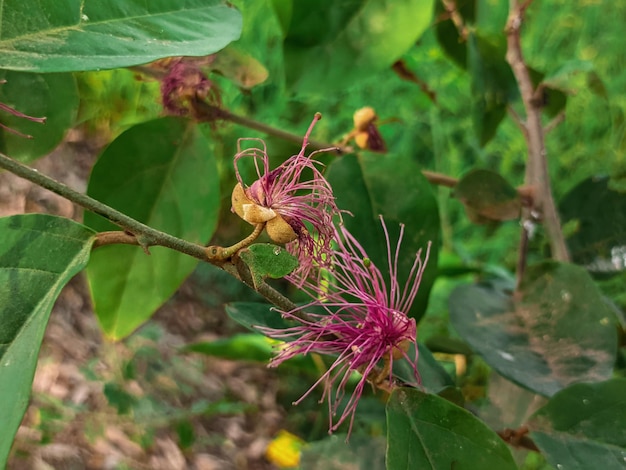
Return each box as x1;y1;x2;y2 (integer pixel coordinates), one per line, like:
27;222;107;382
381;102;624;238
505;0;570;275
422;170;458;188
441;0;469;40
191;98;352;155
544;110;566;134
497;426;540;451
391;60;438;104
507;106;528;135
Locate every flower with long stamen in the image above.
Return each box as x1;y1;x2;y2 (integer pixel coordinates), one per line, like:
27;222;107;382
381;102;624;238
231;113;340;281
260;216;431;436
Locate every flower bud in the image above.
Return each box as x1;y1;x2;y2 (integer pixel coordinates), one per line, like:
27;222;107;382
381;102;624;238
353;106;377;132
232;182;277;224
231;182;253;219
266;214;297;244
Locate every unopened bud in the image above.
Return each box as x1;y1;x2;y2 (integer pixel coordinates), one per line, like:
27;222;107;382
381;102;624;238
353;106;377;132
232;182;278;224
266;214;297;244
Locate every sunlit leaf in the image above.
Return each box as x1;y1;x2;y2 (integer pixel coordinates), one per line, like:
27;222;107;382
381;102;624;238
449;263;618;397
186;333;274;362
0;214;94;466
283;0;434;93
0;71;78;162
85;117;220;339
0;0;242;72
529;378;626;470
386;388;517;470
212;45;269;89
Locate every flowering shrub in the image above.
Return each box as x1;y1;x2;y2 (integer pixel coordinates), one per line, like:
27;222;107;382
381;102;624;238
0;1;623;469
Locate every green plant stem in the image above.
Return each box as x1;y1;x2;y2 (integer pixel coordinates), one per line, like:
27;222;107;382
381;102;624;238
506;0;570;271
0;151;297;312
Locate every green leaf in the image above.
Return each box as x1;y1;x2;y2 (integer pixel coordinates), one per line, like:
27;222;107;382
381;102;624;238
185;333;274;362
0;214;94;466
85;117;220;339
449;263;618;397
0;71;78;162
468;33;517;146
269;0;293;38
0;0;242;72
103;382;137;415
327;153;440;322
528;378;626;470
559;175;626;275
300;435;386;470
185;332;317;371
225;301;292;332
283;0;434;93
386;388;517;470
212;45;269;89
238;243;299;288
454;168;521;223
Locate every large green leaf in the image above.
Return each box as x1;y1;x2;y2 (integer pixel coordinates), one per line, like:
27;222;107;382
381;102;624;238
85;117;220;339
0;0;242;72
449;263;618;397
528;378;626;470
386;388;517;470
283;0;434;93
326;153;440;322
0;71;78;162
0;214;95;466
559;175;626;275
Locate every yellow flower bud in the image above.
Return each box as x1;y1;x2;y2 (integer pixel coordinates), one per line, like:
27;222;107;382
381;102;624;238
266;214;297;244
242;203;277;224
353;106;377;132
231;182;252;220
232;182;277;224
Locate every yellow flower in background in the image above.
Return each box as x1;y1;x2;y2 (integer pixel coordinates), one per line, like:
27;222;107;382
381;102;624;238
265;430;306;468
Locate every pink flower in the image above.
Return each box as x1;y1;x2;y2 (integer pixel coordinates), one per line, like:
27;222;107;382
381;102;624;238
261;216;431;436
160;57;218;116
231;113;340;282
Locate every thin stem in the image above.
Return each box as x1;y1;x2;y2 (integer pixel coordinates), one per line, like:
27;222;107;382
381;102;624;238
0;152;210;262
191;98;352;155
0;151;295;309
207;223;265;261
544;111;565;134
505;1;570;270
441;0;469;40
391;60;438;104
422;170;458;188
